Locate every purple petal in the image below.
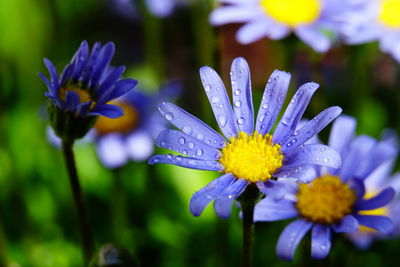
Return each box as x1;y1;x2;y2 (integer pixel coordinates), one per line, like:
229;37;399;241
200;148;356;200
349;178;366;199
281;106;343;154
76;102;92;117
256;180;286;200
276;219;313;261
71;41;89;81
60;63;74;86
230;57;254;134
214;179;248;218
255;70;291;135
254;198;298;222
295;25;331;53
96;133;128;169
311;225;331;259
209;6;258;26
355;187;395;211
190;173;236;216
284;144;341;169
328;115;356;157
96;66;126;99
365;159;397;190
355;215;394;234
156;129;221;160
65;91;79;112
199;66;238;139
273;82;319;145
158;102;226;148
43;58;59;90
275;165;317;183
90;42;115;88
88;104;124;118
100;78;138;103
332;215;359;233
38;72;56;96
237;18;290;44
148;154;223;171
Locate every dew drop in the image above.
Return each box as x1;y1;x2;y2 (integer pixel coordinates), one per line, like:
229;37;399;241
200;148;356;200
183;126;193;135
262;103;268;109
165;112;174;121
196;133;204;140
178;137;186;145
323;158;329;163
218;115;227;127
234;89;241;96
188;142;195;149
167;154;173;159
211;96;220;103
204;84;211;92
176;155;183;161
234;100;242;108
196;149;203;156
182;150;188;155
153;158;160;163
237;117;245;125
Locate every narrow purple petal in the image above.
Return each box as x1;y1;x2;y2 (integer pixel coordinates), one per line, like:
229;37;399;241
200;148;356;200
90;42;115;88
71;41;89;81
190;173;235;216
355;187;395;211
158;102;226;148
284;144;341;169
43;58;59;90
254;198;298;222
365;159;396;190
328;115;356;157
88;104;123;118
275;165;317;183
255;70;291;135
99;78;138;103
281;106;342;154
276;219;313;261
199;66;238;139
355;215;394;234
96;65;126;98
332;215;359;233
38;72;56;96
148;154;223;171
65;91;79;112
311;225;331;259
156;129;221;160
76;102;92;117
230;57;254;134
60;63;74;86
214;179;248;218
349;178;365;199
273;82;319;145
256;180;286;200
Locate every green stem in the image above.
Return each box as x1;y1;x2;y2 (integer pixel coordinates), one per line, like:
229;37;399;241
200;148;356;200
61;140;94;266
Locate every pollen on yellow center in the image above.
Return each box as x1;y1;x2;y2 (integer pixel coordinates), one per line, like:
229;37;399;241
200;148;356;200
59;85;92;103
260;0;322;27
95;101;138;135
358;191;389;232
379;0;400;28
218;132;283;183
296;175;356;224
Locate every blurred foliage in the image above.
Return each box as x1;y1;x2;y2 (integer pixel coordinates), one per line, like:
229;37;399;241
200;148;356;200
0;0;399;266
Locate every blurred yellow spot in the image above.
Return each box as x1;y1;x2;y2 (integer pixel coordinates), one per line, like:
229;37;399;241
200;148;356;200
379;0;400;28
260;0;321;27
59;85;92;103
358;191;389;232
219;132;283;182
296;175;356;224
95;101;138;135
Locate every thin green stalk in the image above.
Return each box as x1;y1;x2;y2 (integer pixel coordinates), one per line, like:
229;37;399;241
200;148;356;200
61;140;94;266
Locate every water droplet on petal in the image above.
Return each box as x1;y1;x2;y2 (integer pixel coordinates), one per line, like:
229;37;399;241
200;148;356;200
234;100;242;108
218;115;227;127
165;112;174;121
211;96;220;103
176;155;183;161
188;142;195;149
204;84;211;92
178;137;186;145
183;126;193;135
196;133;204;140
167;154;173;159
237;117;245;125
262;103;268;109
234;89;241;96
196;149;203;156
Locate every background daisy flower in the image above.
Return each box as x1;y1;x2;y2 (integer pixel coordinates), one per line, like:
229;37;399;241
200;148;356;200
253;115;397;260
209;0;341;52
149;57;342;218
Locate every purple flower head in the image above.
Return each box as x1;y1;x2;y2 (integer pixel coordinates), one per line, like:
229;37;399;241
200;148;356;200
254;115;397;261
149;57;342;218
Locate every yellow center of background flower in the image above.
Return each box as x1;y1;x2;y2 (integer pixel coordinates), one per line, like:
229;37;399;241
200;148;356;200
358;191;389;232
59;85;92;103
379;0;400;28
296;175;356;224
260;0;321;27
95;102;138;135
218;132;283;183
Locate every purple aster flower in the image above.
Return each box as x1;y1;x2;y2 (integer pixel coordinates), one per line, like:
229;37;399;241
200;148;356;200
340;0;400;62
39;41;137;140
93;83;181;169
254;115;397;260
149;57;342;218
209;0;343;52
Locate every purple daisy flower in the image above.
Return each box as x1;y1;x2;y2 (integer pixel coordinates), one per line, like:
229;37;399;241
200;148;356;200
254;115;397;260
209;0;343;52
149;57;342;218
39;41;137;140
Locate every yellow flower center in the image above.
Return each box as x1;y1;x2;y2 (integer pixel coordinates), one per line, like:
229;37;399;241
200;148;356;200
358;191;389;232
379;0;400;28
260;0;322;27
59;85;92;103
296;175;356;224
218;132;283;182
95;102;139;135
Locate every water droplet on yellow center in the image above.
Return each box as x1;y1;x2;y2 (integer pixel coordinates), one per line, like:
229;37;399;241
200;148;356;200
59;85;92;103
95;102;138;135
218;132;283;182
379;0;400;28
260;0;321;27
296;175;356;224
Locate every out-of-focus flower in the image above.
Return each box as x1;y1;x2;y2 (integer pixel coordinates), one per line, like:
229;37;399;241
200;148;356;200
145;0;180;18
149;57;342;218
39;41;137;141
341;0;400;62
209;0;342;52
94;83;181;169
254;115;397;260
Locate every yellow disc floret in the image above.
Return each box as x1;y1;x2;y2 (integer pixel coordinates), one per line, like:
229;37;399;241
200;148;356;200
59;85;92;103
379;0;400;28
219;132;283;182
358;191;389;232
260;0;322;28
296;175;356;224
95;102;138;135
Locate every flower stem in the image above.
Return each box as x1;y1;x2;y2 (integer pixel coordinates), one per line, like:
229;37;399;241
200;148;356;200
62;140;94;266
238;184;261;267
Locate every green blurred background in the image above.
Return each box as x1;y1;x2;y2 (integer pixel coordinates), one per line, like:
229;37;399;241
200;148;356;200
0;0;399;266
